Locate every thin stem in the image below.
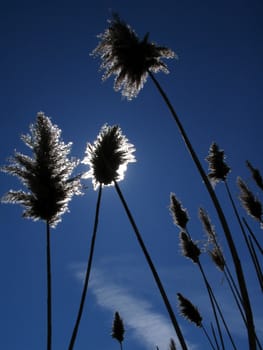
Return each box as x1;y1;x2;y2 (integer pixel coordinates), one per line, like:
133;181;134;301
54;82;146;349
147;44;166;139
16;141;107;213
68;184;103;350
46;221;52;350
148;70;256;349
242;217;263;255
197;261;225;350
210;323;220;350
198;262;237;350
225;266;244;307
114;180;188;350
248;235;263;292
225;181;263;288
224;269;246;323
224;270;263;350
201;324;217;350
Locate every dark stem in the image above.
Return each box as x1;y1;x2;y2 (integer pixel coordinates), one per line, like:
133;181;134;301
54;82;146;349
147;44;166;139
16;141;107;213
242;217;263;255
46;221;52;350
197;262;225;350
114;180;188;350
224;269;246;323
68;184;103;350
224;270;263;349
225;181;263;289
207;276;237;349
210;323;220;350
201;324;217;350
248;235;263;292
148;70;256;350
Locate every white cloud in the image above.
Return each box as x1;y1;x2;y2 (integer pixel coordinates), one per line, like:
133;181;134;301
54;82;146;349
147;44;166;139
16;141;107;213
71;263;197;350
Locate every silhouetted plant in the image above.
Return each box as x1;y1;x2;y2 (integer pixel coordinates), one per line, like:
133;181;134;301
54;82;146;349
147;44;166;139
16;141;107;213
68;124;135;350
82;124;136;189
209;246;226;272
67;184;102;350
177;293;216;350
2;14;262;350
169;338;177;350
114;180;188;350
111;311;125;350
81;124;188;349
172;204;236;349
237;177;262;225
92;17;256;348
169;193;189;230
246;161;263;191
1;112;82;350
177;293;202;327
199;205;263;347
179;231;201;264
206;142;231;185
92;13;176;100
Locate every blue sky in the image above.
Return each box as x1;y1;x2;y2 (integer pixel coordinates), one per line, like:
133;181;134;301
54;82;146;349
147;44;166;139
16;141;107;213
1;1;263;349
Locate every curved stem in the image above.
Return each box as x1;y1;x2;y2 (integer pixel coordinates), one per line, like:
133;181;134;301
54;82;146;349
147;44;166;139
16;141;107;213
46;221;52;350
68;184;103;350
148;70;256;349
114;180;188;350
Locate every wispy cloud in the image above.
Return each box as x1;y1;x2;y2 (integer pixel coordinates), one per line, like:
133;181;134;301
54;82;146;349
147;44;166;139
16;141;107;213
71;255;263;349
71;262;197;350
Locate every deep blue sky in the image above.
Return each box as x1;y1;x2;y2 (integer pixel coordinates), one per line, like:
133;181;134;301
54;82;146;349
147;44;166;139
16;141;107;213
1;1;263;349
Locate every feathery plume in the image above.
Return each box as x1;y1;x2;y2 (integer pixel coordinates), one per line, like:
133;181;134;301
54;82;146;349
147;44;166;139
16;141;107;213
170;193;189;230
206;142;230;184
246;161;263;191
1;112;81;227
237;177;262;223
179;231;201;264
209;245;226;272
177;293;202;327
111;311;125;344
199;207;217;243
82;124;136;190
92;13;176;100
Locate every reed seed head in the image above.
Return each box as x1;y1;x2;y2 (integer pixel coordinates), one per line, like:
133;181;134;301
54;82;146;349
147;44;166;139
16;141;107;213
209;245;226;271
246;160;263;191
169;338;177;350
206;142;230;184
92;13;176;100
1;112;82;227
177;293;202;327
199;207;216;243
237;177;262;222
111;311;125;344
82;124;136;189
179;231;201;263
169;193;189;230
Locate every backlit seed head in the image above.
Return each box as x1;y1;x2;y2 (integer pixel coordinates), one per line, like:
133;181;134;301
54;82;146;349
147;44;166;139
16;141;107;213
237;177;262;222
92;13;177;99
170;193;189;230
179;231;201;264
1;112;82;227
206;142;230;184
82;124;136;189
177;293;202;327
